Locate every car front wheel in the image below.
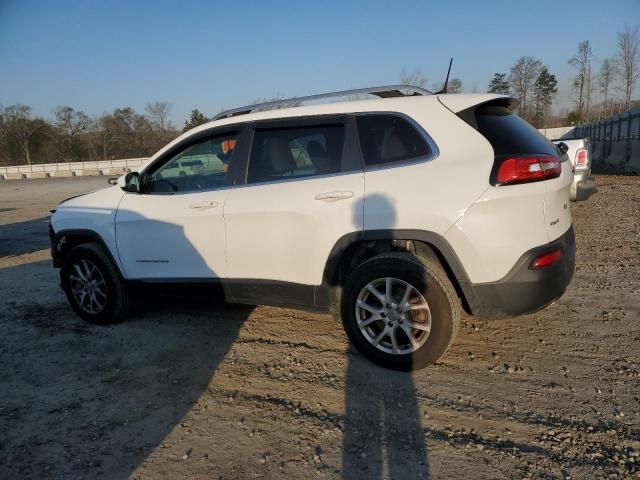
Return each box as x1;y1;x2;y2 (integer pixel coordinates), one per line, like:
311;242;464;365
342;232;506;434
60;242;129;325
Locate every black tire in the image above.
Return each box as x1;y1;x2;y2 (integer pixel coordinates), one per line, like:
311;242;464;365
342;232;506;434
341;252;460;371
60;242;130;325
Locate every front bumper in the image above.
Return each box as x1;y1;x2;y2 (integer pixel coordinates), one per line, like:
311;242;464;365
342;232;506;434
464;226;576;320
48;223;58;266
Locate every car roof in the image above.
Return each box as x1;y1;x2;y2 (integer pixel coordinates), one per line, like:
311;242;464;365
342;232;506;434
200;93;506;130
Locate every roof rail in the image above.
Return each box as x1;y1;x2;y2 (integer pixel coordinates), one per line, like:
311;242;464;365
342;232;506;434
212;84;432;121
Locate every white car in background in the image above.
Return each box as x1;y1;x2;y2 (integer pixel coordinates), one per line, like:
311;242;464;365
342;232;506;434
49;85;575;370
554;137;597;201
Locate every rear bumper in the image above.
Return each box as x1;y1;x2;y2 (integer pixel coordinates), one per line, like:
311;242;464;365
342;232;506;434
464;226;575;320
575;175;597;201
570;173;597;201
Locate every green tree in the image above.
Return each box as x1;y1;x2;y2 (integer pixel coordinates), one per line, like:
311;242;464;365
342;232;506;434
183;109;209;132
488;73;510;94
533;67;558;127
565;110;580;126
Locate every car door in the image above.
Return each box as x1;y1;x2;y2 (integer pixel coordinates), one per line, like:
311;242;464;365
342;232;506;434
223;116;364;304
115;127;248;279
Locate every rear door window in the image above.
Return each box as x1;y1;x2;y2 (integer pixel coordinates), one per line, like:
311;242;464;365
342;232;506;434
247;124;345;184
356;114;431;167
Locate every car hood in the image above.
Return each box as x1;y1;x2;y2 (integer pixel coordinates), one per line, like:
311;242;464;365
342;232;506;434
56;185;125;211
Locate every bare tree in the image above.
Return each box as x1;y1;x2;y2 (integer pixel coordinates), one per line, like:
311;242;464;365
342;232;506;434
145;101;173;131
598;58;617;118
616;26;640;111
508;56;543;120
97;116;119;160
52;106;91;162
447;78;463;93
1;105;46;165
399;68;428;88
583;63;596;122
431;78;463;94
568;40;593;123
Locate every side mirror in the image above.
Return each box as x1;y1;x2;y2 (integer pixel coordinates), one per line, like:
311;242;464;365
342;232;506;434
556;142;569;155
122;172;141;193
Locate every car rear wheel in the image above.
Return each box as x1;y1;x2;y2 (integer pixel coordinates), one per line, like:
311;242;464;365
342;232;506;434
61;242;129;325
341;252;460;370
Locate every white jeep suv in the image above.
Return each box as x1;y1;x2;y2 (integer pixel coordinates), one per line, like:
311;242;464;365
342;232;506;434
49;85;575;370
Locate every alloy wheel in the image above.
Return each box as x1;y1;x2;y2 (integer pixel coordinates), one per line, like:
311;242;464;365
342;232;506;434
355;277;432;355
68;259;108;314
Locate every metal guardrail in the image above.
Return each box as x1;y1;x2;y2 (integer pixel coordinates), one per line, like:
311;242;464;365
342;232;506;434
571;107;640;142
568;107;640;173
0;158;150;179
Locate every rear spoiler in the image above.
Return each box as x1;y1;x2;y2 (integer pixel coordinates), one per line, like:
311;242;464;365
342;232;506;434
437;94;516;113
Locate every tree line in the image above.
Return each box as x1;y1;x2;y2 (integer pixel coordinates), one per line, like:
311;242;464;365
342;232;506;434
1;27;637;166
488;26;639;126
0;101;189;167
402;26;639;128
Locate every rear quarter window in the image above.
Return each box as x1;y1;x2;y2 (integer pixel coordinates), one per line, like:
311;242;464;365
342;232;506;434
462;103;559;157
356;114;431;167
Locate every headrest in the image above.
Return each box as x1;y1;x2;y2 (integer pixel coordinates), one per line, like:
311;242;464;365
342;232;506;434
268;137;296;173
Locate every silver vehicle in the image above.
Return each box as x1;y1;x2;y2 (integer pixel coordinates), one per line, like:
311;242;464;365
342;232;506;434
554;138;597;201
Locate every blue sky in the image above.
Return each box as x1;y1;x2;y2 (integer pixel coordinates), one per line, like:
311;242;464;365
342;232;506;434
1;0;638;126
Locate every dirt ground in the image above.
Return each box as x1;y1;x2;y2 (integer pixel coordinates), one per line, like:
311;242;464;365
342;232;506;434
0;175;638;480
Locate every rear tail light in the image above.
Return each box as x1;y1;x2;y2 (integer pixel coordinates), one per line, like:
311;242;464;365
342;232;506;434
575;148;589;170
494;155;562;186
530;249;563;269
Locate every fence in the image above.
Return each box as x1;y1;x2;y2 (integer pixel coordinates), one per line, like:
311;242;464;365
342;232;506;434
0;158;149;180
565;107;640;173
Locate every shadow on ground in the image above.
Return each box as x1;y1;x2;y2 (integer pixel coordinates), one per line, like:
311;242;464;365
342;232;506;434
343;348;429;479
0;259;251;479
0;217;51;257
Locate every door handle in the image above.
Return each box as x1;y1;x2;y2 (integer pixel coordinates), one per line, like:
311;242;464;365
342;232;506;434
188;200;218;210
314;191;354;202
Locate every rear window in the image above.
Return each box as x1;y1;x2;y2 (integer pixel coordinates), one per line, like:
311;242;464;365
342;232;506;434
463;103;559;157
356;114;431;167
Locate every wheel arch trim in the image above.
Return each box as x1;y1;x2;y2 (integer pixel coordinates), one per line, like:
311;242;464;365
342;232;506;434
51;228;124;276
320;229;474;308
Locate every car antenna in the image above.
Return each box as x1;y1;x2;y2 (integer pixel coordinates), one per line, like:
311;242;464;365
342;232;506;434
435;58;453;94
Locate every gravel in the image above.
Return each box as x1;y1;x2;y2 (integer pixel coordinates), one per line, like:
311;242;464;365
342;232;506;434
0;175;638;479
